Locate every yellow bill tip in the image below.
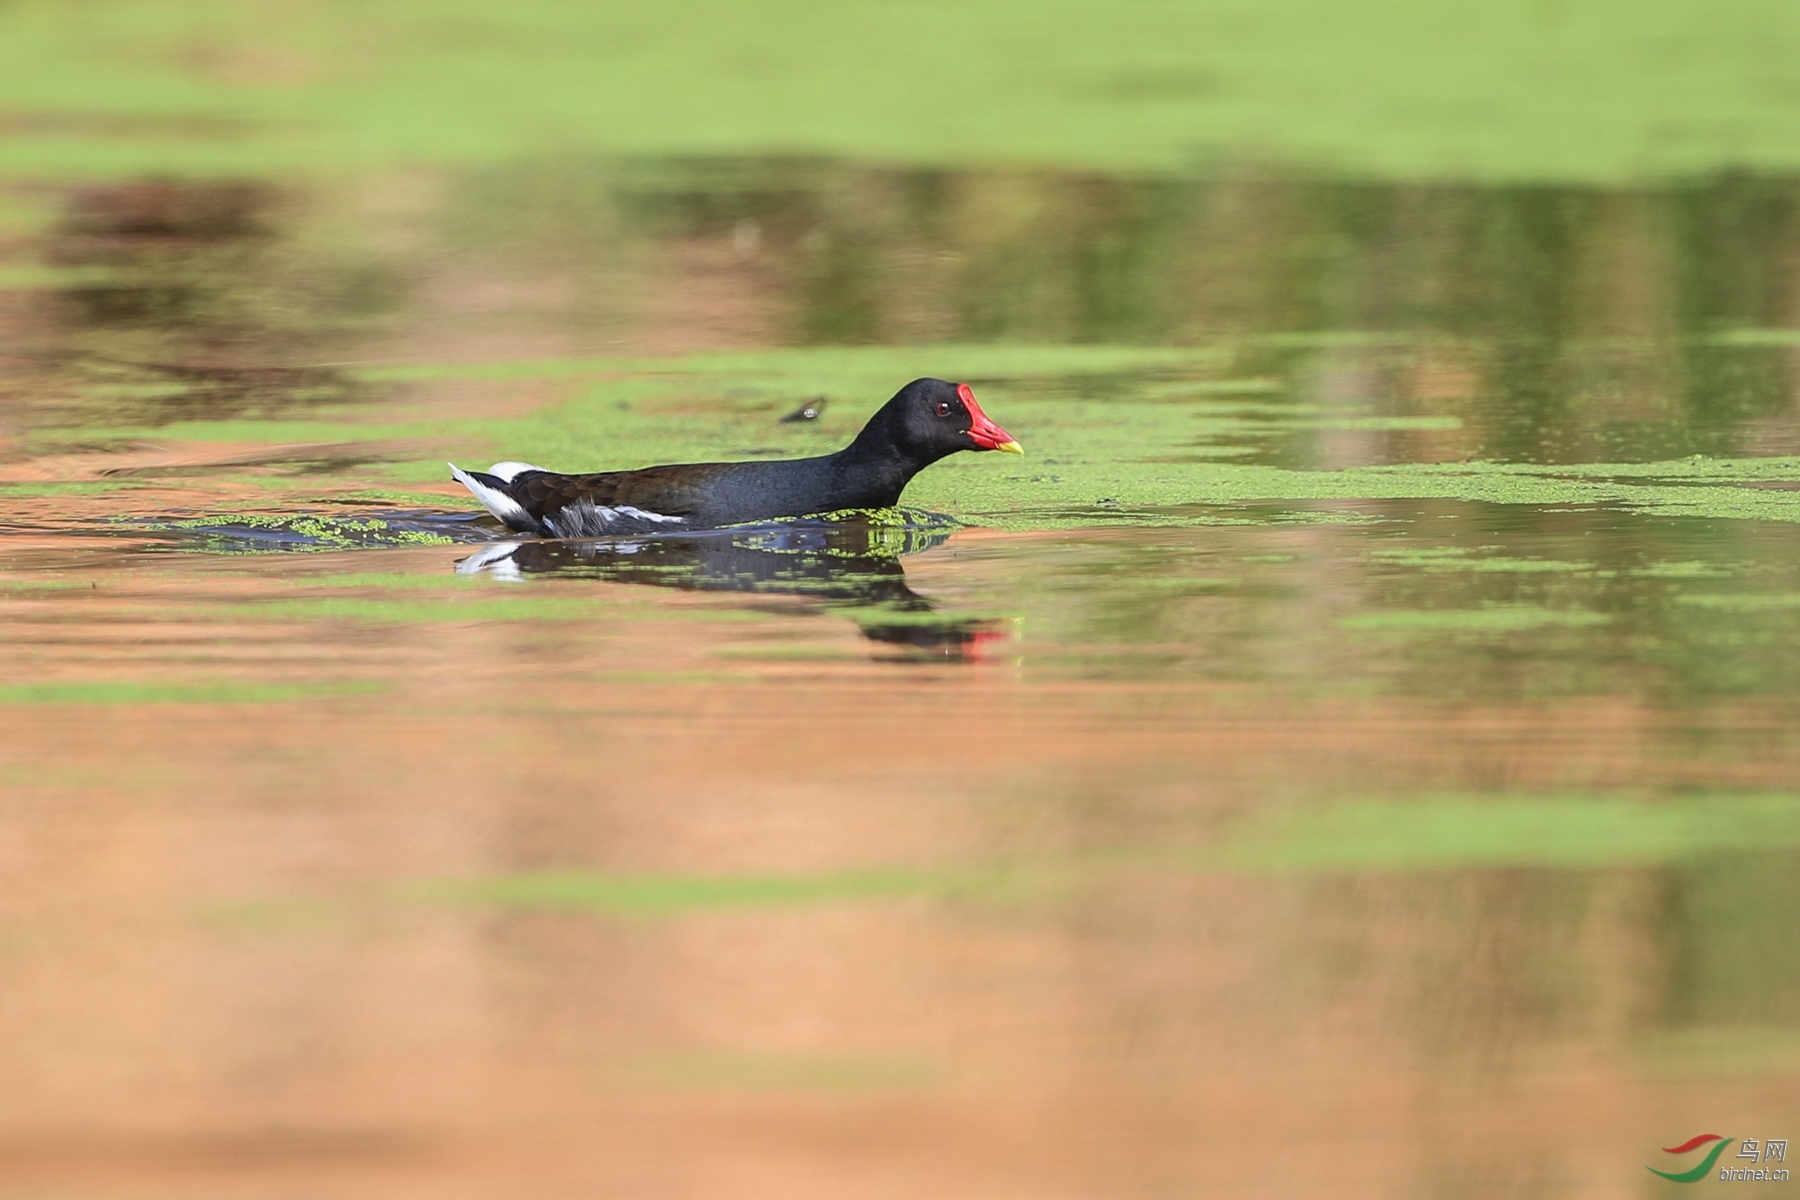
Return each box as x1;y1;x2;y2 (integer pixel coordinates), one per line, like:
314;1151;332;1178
994;440;1024;455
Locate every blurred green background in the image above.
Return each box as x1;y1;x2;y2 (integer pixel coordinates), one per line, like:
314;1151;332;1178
4;0;1800;182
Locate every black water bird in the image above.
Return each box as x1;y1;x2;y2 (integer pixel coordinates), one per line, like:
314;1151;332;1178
450;378;1021;537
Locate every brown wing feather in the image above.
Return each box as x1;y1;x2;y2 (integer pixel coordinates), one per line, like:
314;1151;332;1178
512;465;718;523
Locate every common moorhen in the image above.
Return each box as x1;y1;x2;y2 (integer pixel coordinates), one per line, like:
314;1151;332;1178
450;377;1021;537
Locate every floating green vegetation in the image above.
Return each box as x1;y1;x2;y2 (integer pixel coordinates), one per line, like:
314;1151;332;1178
1417;455;1800;481
923;456;1800;530
1676;593;1800;610
1370;547;1593;573
1340;605;1611;633
142;513;385;537
1707;329;1800;347
135;512;460;550
1370;546;1475;562
370;349;1800;531
42;346;1800;534
1637;560;1734;579
810;505;957;530
4;0;1800;183
1216;792;1800;872
0;680;383;704
0;579;94;594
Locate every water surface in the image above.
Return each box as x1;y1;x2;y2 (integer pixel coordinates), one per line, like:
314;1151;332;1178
2;161;1798;1199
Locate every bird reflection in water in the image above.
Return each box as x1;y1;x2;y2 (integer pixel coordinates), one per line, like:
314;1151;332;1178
454;515;1006;661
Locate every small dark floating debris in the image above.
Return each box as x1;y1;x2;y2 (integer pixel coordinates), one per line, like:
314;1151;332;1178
779;397;827;423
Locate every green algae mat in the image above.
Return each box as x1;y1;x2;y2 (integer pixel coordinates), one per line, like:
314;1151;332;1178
35;344;1797;531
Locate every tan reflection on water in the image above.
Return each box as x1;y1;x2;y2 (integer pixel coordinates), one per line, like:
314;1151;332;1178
3;165;1800;1199
0;528;1795;1200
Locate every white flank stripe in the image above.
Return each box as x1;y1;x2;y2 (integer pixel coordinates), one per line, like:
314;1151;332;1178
542;498;686;538
614;505;684;524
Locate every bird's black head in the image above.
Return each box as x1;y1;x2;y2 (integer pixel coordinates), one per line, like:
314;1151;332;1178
854;378;1023;466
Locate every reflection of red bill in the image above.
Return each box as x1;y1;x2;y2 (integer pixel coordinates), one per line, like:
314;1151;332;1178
961;627;1011;663
959;383;1023;454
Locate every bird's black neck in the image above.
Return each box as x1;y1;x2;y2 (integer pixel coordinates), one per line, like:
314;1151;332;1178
822;416;945;510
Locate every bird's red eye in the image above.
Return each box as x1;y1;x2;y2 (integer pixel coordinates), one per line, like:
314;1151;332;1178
934;401;953;417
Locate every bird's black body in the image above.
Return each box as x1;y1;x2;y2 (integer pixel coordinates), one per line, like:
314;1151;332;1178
450;377;1021;537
